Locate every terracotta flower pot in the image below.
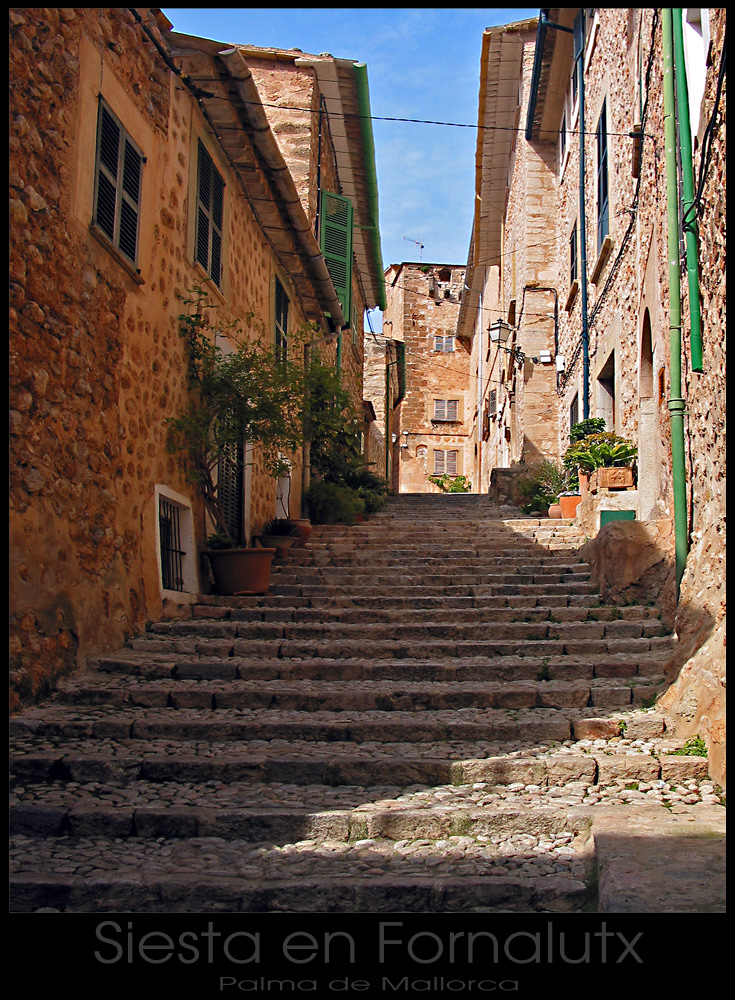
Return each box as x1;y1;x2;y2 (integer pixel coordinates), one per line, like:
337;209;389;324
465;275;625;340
206;547;275;595
259;535;298;558
558;494;583;519
293;519;312;547
548;503;562;519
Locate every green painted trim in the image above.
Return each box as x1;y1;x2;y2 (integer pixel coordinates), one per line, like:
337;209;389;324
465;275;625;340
672;8;704;373
663;9;690;594
353;63;386;311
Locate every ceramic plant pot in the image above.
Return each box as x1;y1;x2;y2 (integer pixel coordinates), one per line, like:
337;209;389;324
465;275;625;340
293;519;312;547
558;494;583;519
547;503;563;519
206;547;276;595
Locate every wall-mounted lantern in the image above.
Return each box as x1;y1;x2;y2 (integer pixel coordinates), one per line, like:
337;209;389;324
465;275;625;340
488;319;525;365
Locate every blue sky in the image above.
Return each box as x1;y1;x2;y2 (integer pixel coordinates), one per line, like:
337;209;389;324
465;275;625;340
162;8;538;321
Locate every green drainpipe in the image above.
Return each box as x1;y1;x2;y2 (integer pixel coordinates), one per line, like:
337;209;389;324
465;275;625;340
673;8;704;373
662;9;690;594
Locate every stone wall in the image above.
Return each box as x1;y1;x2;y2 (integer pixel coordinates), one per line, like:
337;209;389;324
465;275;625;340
9;9;330;710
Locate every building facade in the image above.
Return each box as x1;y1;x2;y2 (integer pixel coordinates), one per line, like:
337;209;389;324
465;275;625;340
460;8;726;779
9;8;384;710
379;262;469;493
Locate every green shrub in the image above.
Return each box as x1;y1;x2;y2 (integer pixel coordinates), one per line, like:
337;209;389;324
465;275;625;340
429;474;472;493
516;459;575;513
305;481;365;524
570;417;606;442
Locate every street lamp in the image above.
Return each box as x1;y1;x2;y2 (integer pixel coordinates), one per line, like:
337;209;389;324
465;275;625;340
488;319;525;365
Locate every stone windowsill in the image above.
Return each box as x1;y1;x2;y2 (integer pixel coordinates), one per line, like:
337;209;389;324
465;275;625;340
565;278;580;312
591;234;614;284
89;224;145;285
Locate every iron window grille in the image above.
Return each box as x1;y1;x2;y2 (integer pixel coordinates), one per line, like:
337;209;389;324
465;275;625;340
159;498;186;592
93;99;144;265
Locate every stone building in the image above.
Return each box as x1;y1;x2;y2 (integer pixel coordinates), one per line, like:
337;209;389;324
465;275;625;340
377;262;469;493
459;9;726;781
9;8;384;710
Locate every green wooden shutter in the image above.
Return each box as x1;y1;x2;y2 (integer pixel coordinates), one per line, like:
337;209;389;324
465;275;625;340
320;190;353;322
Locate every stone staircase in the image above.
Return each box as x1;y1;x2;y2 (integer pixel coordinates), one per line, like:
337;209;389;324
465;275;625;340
9;494;724;913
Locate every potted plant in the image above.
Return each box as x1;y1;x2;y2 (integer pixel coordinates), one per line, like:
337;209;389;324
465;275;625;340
166;287;307;595
258;517;301;558
515;459;574;516
566;433;638;493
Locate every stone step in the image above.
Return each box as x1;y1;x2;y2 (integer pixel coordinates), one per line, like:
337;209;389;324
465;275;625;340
9;727;709;788
90;649;673;684
126;633;675;663
14;704;689;746
44;676;665;712
145;619;667;643
9;823;595;913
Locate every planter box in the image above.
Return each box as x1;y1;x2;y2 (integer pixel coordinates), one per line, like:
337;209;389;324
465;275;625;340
590;467;635;492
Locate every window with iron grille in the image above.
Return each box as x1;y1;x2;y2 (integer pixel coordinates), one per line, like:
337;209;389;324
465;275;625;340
93;99;144;265
433;449;458;475
434;335;455;352
570;222;578;285
275;277;289;364
158;497;186;592
196;140;225;287
433;398;459;421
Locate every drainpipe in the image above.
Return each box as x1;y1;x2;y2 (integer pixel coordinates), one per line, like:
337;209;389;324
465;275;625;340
672;9;704;373
662;9;690;594
573;10;591;420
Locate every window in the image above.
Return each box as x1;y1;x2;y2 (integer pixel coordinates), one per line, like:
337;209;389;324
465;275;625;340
570;222;578;284
434;335;455;353
155;486;198;598
596;100;609;253
569;393;579;434
433;399;459;422
433;449;459;476
196;140;224;287
93;99;144;264
275;277;289;363
320;190;353;322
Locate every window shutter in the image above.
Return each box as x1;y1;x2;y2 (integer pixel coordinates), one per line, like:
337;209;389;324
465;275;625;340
197;141;224;286
320;190;353;321
447;399;458;421
94;100;143;263
275;277;289;362
433;450;445;475
489;389;497;415
446;450;458;475
433;399;446;421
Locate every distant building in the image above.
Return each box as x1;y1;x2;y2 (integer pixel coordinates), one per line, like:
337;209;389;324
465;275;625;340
374;262;468;493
